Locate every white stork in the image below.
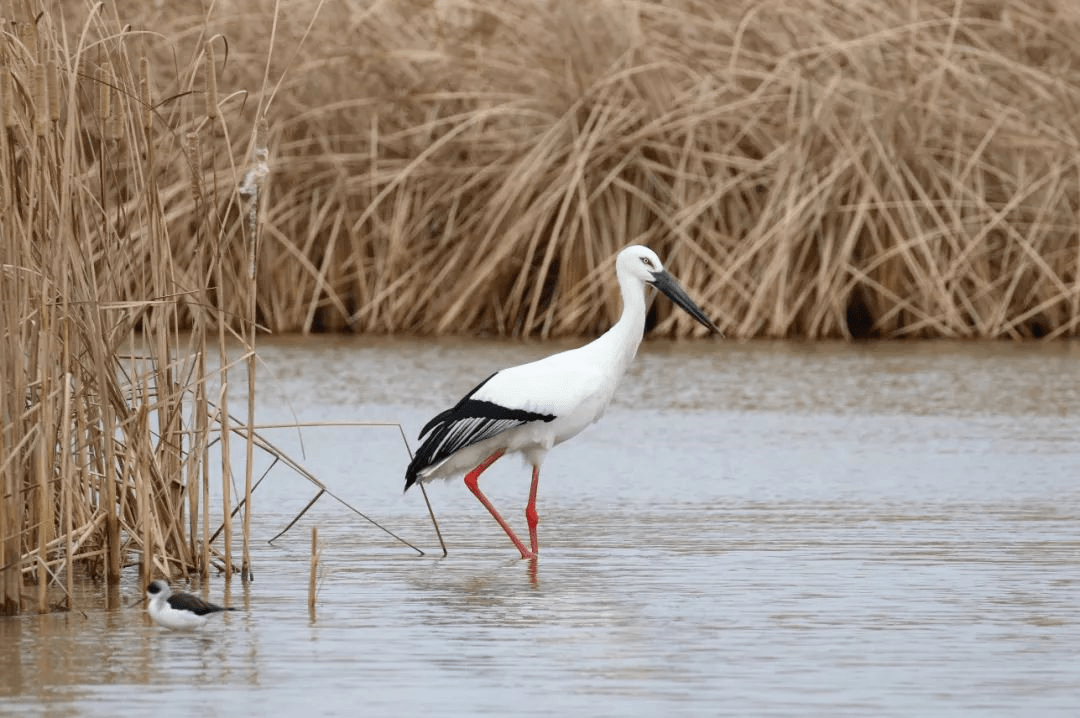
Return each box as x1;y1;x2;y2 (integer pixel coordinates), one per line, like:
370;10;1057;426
405;245;719;559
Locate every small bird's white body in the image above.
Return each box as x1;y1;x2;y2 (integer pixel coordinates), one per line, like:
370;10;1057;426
148;598;208;630
405;245;718;558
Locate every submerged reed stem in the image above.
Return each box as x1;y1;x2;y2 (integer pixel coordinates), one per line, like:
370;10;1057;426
308;525;319;616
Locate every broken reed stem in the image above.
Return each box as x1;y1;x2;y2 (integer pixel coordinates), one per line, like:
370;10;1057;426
418;482;447;558
308;525;318;616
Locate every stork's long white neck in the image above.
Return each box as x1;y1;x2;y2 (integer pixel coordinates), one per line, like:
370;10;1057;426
580;267;649;381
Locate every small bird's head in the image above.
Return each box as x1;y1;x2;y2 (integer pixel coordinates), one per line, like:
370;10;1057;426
146;579;172;601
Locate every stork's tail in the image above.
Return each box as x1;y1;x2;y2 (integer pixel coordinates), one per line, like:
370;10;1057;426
404;454;425;493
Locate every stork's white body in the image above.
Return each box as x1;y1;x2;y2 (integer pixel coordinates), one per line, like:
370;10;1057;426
418;315;640;481
405;245;718;559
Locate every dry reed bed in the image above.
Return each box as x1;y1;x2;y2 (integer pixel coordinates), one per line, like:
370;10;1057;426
29;0;1080;341
221;0;1079;339
0;0;279;614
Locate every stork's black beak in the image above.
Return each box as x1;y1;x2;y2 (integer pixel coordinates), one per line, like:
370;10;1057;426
649;270;721;334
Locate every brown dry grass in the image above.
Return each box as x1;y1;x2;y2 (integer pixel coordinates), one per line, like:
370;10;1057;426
190;0;1080;340
18;0;1080;342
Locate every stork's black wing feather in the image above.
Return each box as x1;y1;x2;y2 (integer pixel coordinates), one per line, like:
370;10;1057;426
167;591;234;615
405;372;554;490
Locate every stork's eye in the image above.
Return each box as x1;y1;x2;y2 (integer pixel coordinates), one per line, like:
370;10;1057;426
640;257;653;267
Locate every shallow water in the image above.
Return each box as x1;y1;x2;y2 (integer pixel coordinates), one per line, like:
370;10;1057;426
3;338;1079;716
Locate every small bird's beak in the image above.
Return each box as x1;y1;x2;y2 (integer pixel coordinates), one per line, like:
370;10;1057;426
649;270;721;334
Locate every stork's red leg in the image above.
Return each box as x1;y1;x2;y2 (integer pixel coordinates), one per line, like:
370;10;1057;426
526;464;540;556
463;451;534;560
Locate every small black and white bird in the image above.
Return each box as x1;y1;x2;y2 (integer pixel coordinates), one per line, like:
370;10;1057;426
405;245;719;559
145;579;236;630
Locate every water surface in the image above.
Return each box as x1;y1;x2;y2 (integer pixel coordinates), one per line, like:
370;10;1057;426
2;339;1078;716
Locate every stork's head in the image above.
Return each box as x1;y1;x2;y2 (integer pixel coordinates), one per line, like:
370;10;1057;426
616;245;720;334
615;245;666;283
